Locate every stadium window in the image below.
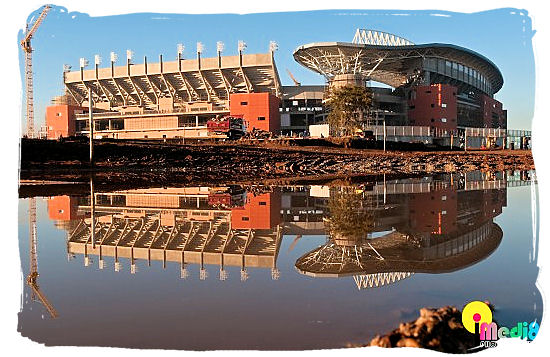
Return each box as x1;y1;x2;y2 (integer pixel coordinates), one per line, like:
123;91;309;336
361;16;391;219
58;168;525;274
258;117;266;121
431;104;435;108
240;101;248;105
242;217;250;221
441;103;447;108
56;112;62;117
425;90;432;94
441;118;447;123
431;118;435;122
409;105;415;110
259;202;267;206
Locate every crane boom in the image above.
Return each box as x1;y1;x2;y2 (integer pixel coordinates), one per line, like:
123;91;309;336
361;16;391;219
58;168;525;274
286;69;301;86
20;5;51;52
21;5;51;138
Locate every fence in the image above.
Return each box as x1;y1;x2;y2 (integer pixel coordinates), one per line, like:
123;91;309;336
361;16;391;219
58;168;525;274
366;125;431;138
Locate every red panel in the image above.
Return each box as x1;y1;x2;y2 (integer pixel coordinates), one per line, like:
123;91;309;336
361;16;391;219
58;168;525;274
231;191;281;229
47;196;79;221
229;93;280;133
45;104;85;139
408;84;458;132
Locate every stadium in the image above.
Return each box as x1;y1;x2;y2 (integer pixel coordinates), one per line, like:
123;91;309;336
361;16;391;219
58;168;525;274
44;29;530;149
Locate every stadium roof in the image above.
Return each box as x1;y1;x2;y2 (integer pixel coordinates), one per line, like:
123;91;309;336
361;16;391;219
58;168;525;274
294;223;502;278
293;29;503;95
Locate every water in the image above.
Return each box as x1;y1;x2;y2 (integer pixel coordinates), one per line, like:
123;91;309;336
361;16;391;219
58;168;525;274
17;171;542;350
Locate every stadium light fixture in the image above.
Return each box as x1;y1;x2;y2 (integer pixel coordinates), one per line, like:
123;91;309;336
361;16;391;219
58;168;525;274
238;40;247;52
269;41;278;52
126;49;134;64
110;51;118;63
197;42;204;54
217;41;224;54
79;57;89;68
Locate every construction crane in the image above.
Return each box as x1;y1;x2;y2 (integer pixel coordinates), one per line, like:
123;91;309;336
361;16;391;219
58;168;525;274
20;4;51;138
286;69;301;86
27;197;58;318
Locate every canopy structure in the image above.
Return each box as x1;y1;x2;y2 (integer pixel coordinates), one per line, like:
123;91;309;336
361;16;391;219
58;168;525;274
294;221;503;285
64;52;282;110
293;29;503;96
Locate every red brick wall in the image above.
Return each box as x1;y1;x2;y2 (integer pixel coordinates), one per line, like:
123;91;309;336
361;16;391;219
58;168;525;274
479;190;506;221
231;191;281;229
46;104;85;139
229;93;281;133
480;95;507;128
408;188;458;235
408;84;458;132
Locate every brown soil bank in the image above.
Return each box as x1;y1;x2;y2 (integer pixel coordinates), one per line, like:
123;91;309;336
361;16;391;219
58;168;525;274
20;138;534;184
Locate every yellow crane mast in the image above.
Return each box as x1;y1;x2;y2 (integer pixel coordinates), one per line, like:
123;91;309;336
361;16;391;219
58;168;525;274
27;197;58;318
20;4;51;138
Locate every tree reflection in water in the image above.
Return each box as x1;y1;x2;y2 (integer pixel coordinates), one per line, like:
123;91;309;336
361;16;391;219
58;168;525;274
325;186;375;247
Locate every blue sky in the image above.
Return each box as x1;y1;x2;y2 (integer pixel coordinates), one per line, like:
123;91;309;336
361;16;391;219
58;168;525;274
19;6;535;130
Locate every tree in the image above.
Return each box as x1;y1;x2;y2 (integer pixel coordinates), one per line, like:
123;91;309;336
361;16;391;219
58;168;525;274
325;85;373;136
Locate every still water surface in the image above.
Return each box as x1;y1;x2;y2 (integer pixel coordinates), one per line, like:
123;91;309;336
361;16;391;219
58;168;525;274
18;171;542;350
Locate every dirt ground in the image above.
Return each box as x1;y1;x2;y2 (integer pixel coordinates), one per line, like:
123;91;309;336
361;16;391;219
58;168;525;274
19;138;534;188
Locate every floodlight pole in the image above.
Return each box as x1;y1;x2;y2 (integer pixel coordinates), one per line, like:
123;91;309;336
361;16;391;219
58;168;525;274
88;87;94;165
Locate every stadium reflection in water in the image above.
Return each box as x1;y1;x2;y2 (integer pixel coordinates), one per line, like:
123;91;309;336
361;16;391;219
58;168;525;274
18;171;541;350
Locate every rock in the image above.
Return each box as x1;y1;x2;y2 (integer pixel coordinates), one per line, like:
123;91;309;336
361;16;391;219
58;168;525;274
363;305;480;353
397;338;420;348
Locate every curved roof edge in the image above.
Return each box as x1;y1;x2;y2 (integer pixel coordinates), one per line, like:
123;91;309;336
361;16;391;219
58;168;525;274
293;41;504;94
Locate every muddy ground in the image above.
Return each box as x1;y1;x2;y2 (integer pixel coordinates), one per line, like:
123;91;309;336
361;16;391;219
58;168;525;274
19;138;534;190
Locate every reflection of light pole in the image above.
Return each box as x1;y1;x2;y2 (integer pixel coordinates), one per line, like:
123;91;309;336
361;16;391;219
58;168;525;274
383;172;387;205
90;176;95;249
383;117;386;152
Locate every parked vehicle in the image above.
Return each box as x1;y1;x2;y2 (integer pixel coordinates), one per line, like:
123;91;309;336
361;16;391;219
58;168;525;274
207;115;246;139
